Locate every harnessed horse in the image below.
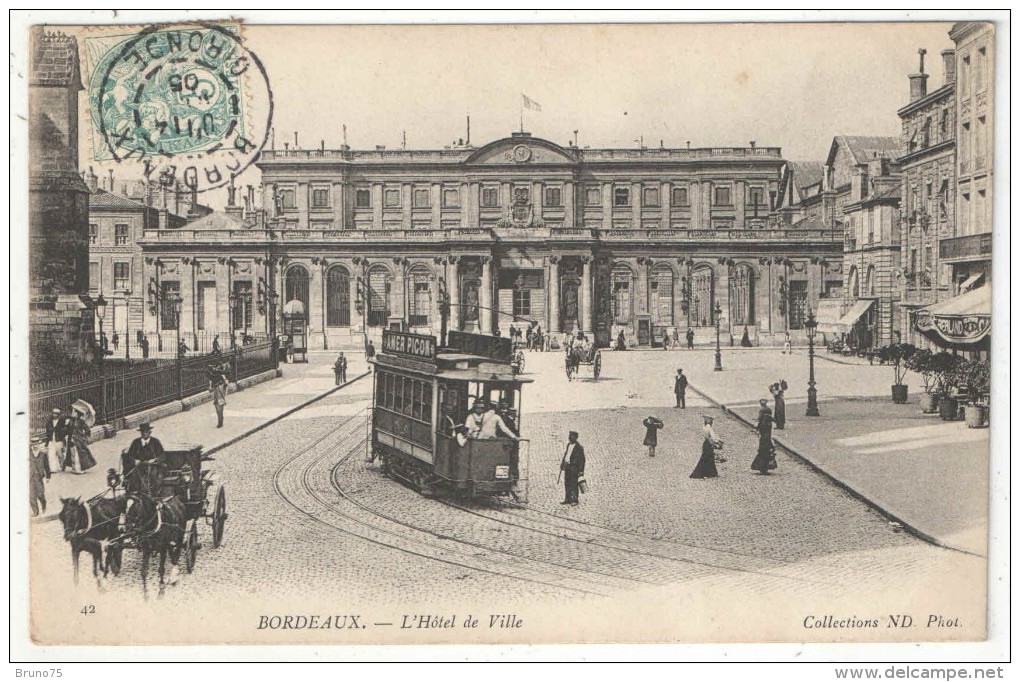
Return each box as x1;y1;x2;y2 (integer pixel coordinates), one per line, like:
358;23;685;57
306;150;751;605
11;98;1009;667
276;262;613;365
118;459;186;597
58;496;125;587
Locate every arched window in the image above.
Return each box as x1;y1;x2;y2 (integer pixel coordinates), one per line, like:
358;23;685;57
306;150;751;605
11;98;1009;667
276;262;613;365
407;265;432;328
367;264;391;327
691;265;714;326
730;264;756;326
650;264;674;326
611;263;634;325
326;265;351;327
866;265;876;297
848;266;860;298
284;265;310;322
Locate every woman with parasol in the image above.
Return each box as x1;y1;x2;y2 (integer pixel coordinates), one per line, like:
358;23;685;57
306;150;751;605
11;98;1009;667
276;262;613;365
64;399;98;474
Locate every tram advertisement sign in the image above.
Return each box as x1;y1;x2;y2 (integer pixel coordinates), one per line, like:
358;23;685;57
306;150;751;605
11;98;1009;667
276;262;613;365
382;329;437;361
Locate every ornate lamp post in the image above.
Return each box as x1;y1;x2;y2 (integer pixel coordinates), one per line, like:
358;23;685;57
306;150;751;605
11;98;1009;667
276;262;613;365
122;288;132;361
94;293;108;354
437;276;450;347
713;301;723;372
257;277;279;337
805;309;820;417
166;290;183;356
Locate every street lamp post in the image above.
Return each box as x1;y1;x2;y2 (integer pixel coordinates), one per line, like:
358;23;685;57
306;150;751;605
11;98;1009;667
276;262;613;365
122;288;132;361
713;301;723;372
437;277;450;347
805;309;820;417
94;293;108;359
167;291;183;357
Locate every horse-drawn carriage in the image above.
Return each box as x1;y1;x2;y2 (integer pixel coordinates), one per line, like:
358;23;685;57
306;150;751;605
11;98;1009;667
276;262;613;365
58;442;227;594
565;342;602;381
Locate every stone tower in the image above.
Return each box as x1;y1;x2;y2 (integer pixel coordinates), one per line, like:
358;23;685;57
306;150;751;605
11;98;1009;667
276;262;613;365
29;28;94;359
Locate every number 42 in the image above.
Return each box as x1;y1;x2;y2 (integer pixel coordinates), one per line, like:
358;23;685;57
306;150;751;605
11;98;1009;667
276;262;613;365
80;605;95;615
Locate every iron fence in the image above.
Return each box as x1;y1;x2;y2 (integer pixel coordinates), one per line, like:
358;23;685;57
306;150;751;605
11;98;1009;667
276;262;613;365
29;340;277;437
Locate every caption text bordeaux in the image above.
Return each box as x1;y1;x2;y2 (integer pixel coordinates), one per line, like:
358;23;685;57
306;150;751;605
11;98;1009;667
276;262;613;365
257;614;524;630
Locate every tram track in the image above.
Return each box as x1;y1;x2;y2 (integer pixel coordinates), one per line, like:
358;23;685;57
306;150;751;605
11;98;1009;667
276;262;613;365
273;411;618;598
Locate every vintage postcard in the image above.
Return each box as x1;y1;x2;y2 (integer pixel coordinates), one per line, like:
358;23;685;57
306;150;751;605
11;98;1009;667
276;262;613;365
12;12;1007;658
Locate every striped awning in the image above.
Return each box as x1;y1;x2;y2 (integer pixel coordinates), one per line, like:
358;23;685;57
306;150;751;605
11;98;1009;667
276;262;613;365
835;299;875;332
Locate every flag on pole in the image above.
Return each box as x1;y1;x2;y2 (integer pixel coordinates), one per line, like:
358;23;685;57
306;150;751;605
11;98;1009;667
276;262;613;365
522;93;542;112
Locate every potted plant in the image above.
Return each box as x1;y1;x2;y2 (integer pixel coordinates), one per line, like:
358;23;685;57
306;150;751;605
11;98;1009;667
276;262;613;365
929;352;964;420
904;349;938;413
955;359;990;428
878;343;917;404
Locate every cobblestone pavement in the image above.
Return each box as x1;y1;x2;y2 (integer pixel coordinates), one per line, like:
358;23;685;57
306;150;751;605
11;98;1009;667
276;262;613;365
30;348;986;644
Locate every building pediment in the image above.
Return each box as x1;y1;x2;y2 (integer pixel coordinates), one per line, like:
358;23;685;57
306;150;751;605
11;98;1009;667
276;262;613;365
465;134;577;166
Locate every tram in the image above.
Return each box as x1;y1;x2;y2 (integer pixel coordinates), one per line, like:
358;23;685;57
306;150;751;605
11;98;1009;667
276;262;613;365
368;329;531;500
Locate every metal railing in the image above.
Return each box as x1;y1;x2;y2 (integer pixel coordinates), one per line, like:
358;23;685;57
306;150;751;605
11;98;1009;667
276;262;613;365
29;340;278;437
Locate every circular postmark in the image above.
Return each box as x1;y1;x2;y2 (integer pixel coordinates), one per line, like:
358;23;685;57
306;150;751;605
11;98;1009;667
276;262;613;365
92;23;273;194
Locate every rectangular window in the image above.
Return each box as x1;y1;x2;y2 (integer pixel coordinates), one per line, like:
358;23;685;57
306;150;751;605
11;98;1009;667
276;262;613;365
89;262;100;290
671;186;689;206
89;223;98;244
975;47;985;91
642;186;660;207
443;188;460;208
614;187;630;207
113;262;130;291
925;246;933;273
232;281;253;331
714;186;732;205
613;281;631;324
585;187;601;206
279;189;297;209
481;187;499;208
409;280;430;327
413;188;430;208
114;223;129;246
544;186;562;207
160;281;180;330
513;289;531;318
355;188;371;208
748;187;765;209
312;188;329;208
384;189;400;208
788;281;808;330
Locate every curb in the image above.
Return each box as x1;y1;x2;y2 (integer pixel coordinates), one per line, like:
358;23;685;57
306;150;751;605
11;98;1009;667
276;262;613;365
685;382;982;558
34;371;371;524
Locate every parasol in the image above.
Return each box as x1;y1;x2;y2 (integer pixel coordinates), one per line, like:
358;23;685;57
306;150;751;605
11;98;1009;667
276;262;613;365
71;399;96;428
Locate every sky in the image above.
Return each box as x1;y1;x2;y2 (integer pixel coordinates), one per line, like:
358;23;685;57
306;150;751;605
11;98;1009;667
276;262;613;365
76;21;958;210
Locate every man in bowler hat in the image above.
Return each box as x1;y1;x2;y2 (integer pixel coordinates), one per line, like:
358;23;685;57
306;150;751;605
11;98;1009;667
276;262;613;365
674;369;688;409
559;431;586;506
124;423;165;469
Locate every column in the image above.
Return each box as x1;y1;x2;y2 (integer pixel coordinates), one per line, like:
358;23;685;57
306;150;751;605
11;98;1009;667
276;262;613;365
309;262;324;347
216;261;231;340
458;182;468;229
547;256;560;333
661;181;671;229
180;262;195;343
532;182;544;222
431;183;441;228
581;257;592;333
401;184;412;229
332;181;344;229
448;258;460;332
467;182;480;227
480;257;493;334
564;182;575;228
702;181;712;229
372;183;383;228
717;263;731;336
602;182;613;231
392;263;406;323
631;181;642;229
690;181;702;228
758;261;772;333
735;180;746;229
296;183;309;229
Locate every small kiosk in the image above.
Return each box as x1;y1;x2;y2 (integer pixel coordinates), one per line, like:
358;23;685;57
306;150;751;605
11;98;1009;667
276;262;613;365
282;300;308;363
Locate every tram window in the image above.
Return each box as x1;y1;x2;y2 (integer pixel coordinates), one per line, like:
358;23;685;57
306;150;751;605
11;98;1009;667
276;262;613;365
422;383;433;423
393;376;404;413
411;381;421;419
385;373;395;410
402;379;414;417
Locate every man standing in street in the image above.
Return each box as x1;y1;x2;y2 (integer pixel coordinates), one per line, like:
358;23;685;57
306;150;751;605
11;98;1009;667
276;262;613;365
139;336;150;359
30;442;48;516
44;407;67;475
209;364;229;428
686;328;695;349
674;369;688;409
559;431;585;506
333;353;347;385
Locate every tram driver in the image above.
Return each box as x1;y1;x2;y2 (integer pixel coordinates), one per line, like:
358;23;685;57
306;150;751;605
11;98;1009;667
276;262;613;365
465;398;520;441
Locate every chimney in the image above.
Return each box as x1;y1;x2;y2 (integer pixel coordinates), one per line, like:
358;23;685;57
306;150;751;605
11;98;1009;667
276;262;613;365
107;169;114;192
909;47;929;102
942;49;956;85
375;145;386;151
85;166;98;192
121;182;128;196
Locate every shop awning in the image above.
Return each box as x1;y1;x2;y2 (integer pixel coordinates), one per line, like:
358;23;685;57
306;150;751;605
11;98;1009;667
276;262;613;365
914;285;991;347
959;272;984;292
835;299;875;332
815;298;845;334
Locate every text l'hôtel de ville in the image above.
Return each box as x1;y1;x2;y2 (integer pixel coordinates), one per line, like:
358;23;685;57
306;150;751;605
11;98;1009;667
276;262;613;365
257;613;523;630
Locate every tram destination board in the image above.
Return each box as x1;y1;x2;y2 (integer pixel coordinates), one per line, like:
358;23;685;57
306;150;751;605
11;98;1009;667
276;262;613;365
381;329;437;361
446;330;513;363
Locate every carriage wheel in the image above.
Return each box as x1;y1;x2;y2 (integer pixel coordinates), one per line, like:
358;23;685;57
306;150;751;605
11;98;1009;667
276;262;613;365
593;350;602;380
184;521;198;573
211;486;227;549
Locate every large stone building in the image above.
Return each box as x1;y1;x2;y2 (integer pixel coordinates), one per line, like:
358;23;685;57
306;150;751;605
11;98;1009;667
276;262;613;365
895;48;957;348
29;29;94;357
138;132;845;350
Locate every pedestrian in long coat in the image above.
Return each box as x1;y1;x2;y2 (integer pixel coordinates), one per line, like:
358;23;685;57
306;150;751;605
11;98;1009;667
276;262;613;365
751;402;776;474
770;383;787;430
65;410;97;474
209;365;229;428
642;416;664;457
674;369;688;409
44;408;67;474
560;431;586;506
686;328;695;349
30;443;48;516
690;415;720;479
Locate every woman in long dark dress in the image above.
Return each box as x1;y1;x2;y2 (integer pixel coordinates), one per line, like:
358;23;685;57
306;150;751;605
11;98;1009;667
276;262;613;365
690;415;720;479
66;410;97;474
642;416;663;457
770;383;787;430
751;403;775;474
